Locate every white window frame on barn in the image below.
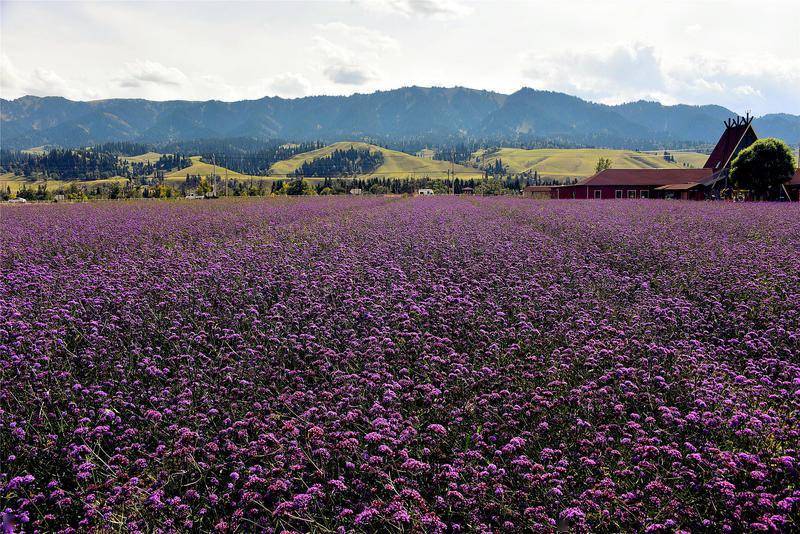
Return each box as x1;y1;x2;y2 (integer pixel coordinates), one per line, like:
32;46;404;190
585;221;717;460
628;190;636;199
594;190;602;199
615;190;623;199
640;190;648;198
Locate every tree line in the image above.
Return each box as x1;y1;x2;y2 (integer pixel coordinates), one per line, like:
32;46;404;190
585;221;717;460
0;148;191;181
292;147;384;177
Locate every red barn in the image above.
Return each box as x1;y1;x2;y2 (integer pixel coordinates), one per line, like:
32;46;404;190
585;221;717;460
552;168;714;200
539;114;761;200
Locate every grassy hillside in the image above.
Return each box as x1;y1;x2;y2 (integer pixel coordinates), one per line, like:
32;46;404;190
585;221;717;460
269;142;484;179
470;148;709;179
0;174;128;194
665;151;709;168
21;146;48;155
120;152;164;164
165;156;252;179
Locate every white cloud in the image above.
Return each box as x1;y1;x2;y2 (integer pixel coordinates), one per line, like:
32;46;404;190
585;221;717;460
115;60;188;88
266;73;312;97
522;43;668;103
310;23;397;86
1;53;79;98
521;43;800;114
0;53;25;93
323;64;374;85
359;0;473;19
315;22;399;52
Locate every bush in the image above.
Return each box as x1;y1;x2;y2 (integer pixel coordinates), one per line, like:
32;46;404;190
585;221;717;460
729;138;795;198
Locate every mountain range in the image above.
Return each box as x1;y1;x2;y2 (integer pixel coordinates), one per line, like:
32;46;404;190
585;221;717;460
2;87;799;150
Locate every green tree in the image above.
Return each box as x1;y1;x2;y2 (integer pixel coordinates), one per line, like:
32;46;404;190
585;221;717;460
595;157;612;173
475;177;510;196
730;138;796;199
196;177;212;196
369;183;389;195
286;178;306;196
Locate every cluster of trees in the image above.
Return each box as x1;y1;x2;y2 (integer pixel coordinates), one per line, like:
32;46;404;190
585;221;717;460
0;148;191;181
595;157;613;173
0;149;122;181
93;142;154;156
2;171;584;203
292;148;385;177
155;138;323;175
195;141;323;175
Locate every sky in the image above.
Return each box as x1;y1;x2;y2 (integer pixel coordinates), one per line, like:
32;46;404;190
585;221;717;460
1;0;799;115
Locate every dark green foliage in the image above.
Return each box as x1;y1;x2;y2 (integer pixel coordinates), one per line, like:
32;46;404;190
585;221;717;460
730;138;796;198
0;148;121;181
92;142;154;156
286;178;306;196
0;148;191;181
595;157;612;173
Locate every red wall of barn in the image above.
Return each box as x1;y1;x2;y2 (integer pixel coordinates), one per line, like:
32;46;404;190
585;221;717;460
555;185;662;200
554;185;708;200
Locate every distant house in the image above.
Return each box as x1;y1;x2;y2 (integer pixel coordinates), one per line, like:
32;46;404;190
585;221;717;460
415;148;435;159
417;188;434;196
522;185;554;199
8;197;27;203
349;188;363;195
461;187;474;195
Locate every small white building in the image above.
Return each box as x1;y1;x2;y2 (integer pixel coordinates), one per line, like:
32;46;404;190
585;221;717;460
415;148;436;159
417;188;434;196
8;197;27;203
349;188;363;195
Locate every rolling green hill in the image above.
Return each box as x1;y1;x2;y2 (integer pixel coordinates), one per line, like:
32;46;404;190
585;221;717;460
119;152;164;164
470;148;709;179
653;151;709;168
164;156;257;180
0;173;128;194
269;142;484;179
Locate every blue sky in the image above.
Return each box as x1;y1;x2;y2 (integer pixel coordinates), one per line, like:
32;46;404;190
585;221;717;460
1;0;798;115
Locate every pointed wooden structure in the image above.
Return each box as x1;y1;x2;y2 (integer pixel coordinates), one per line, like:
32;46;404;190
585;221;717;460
704;113;757;172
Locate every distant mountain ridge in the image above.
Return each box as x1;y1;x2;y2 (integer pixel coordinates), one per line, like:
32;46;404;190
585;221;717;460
2;87;798;150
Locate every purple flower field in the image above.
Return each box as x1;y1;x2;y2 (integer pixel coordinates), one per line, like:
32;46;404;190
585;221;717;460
2;197;799;532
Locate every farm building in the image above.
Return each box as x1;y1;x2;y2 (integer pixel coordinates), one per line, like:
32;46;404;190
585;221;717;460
547;115;765;200
417;188;434;196
522;185;555;199
415;148;436;159
552;169;715;200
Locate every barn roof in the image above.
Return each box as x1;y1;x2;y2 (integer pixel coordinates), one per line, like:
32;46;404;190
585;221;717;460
704;119;756;171
655;182;703;191
577;168;714;187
